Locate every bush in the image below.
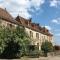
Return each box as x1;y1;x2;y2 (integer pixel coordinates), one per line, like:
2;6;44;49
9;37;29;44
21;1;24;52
0;26;31;59
38;50;44;56
0;40;23;59
26;50;39;58
25;45;40;58
41;41;53;57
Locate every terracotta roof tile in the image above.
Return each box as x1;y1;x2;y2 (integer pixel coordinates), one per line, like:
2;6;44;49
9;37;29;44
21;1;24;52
15;16;53;36
0;8;13;20
0;8;20;25
0;8;53;36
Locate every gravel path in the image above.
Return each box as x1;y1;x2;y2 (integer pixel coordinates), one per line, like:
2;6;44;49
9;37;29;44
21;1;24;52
0;56;60;60
21;56;60;60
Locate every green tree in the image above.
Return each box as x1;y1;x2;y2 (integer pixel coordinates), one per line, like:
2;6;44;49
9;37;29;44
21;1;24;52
0;27;6;55
41;41;53;57
15;26;31;55
0;26;31;58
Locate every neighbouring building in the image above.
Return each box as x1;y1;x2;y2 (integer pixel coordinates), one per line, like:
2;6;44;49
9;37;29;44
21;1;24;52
0;8;53;50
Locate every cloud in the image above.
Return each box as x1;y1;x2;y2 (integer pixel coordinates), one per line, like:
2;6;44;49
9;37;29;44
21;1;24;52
45;26;52;31
0;0;12;8
50;0;60;7
31;0;44;10
51;18;60;24
0;0;45;18
52;19;58;24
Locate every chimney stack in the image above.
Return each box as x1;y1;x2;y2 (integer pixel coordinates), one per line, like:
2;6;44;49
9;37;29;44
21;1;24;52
29;18;32;22
36;23;39;26
28;18;32;26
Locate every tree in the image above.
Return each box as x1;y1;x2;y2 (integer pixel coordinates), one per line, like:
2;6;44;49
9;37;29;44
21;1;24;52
0;26;6;55
41;41;53;57
0;26;31;58
15;26;31;55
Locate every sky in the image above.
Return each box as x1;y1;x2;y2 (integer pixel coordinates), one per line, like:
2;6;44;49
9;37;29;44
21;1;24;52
0;0;60;45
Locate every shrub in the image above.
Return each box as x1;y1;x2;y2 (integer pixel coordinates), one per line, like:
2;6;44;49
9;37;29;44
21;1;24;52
0;26;31;58
41;41;53;57
25;45;39;58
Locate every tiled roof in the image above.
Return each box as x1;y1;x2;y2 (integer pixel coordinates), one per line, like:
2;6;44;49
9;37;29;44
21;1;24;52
0;8;53;36
0;8;20;25
0;8;13;20
15;16;53;36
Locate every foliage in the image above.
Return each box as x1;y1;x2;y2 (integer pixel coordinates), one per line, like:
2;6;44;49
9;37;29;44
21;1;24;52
41;40;53;57
0;26;31;58
25;45;39;58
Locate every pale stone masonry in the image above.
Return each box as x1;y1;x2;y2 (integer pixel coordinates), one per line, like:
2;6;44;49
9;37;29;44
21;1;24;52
15;16;53;50
0;8;53;50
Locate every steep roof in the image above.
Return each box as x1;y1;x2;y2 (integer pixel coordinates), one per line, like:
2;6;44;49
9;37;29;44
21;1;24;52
0;8;13;20
15;16;53;36
0;8;20;25
0;8;53;36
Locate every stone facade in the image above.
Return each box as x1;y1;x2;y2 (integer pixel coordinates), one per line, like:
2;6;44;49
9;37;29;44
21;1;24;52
0;8;53;50
15;16;53;50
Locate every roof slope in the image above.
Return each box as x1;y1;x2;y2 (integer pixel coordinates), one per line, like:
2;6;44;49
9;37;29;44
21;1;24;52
15;16;53;36
0;8;53;36
0;8;13;20
0;8;20;25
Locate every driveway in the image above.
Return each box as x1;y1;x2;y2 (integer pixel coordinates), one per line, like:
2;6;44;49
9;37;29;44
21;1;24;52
20;56;60;60
0;56;60;60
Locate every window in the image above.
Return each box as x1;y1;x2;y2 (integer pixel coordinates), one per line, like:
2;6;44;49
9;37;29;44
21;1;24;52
7;23;11;27
40;36;44;42
37;43;39;49
37;43;39;45
36;33;39;39
7;23;15;28
30;31;33;38
9;24;12;27
44;35;45;39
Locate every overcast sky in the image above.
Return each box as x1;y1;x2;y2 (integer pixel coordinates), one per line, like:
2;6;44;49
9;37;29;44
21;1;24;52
0;0;60;45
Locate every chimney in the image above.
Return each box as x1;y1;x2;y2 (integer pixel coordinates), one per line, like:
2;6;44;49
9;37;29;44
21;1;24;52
36;23;39;26
5;8;6;11
29;18;32;22
5;8;7;13
28;18;32;26
15;15;20;22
